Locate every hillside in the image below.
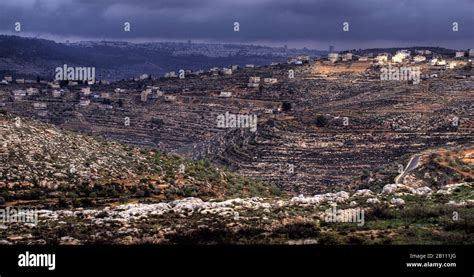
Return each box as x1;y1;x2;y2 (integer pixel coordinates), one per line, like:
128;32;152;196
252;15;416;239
1;116;472;245
0;113;281;208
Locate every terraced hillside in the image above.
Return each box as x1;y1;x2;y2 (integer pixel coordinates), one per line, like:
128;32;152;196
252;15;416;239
0;61;472;194
0;113;281;209
0;113;472;245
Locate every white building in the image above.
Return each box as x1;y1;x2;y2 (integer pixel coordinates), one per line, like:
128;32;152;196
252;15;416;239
26;87;39;96
141;90;150;102
164;95;176;102
33;102;47;110
413;55;426;63
375;54;389;64
263;78;278;84
247;83;259;88
342;53;353;61
152;89;164;98
328;53;339;63
431;58;446;66
81;87;91;95
392;50;410;63
297;54;311;62
219;91;232;98
52;90;62;98
222;68;233;75
447;62;457;69
469;49;474;57
455;51;465;58
287;57;298;64
249;77;261;83
12;90;26;101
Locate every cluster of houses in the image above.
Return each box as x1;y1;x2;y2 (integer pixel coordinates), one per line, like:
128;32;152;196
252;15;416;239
246;76;278;88
1;47;472;117
161;56;312;80
287;54;311;65
326;48;474;69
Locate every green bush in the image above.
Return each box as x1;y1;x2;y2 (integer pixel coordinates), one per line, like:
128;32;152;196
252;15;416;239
318;232;342;245
315;115;329;127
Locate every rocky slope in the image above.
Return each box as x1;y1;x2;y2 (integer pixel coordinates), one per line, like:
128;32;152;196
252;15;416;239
2;182;472;245
0;113;472;245
0;113;281;208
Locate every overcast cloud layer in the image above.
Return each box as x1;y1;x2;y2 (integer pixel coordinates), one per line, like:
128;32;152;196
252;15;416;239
0;0;473;49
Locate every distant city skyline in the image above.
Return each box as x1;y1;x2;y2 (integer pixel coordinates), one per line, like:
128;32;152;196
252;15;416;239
0;0;473;50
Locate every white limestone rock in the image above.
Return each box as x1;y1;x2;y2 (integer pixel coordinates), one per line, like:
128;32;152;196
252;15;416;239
414;186;432;196
390;198;405;206
366;198;381;205
353;189;374;197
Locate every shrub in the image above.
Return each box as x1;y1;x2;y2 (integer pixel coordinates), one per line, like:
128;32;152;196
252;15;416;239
365;205;396;220
183;186;195;197
347;234;367;245
119;196;129;203
274;221;320;239
315;115;329;127
282;102;292;112
318;232;342;245
134;189;145;198
58;195;69;208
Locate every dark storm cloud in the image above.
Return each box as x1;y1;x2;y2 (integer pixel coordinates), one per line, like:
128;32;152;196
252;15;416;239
0;0;472;48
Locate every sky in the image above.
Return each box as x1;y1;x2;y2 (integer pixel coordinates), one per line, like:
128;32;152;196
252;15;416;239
0;0;473;50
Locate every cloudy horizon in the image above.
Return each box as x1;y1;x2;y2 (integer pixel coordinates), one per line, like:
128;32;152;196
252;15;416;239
0;0;473;50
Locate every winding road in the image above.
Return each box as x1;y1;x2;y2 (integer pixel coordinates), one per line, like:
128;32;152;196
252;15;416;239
395;154;421;184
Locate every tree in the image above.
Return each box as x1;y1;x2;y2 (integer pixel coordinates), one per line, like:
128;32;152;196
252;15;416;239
315;115;329;127
282;102;292;112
